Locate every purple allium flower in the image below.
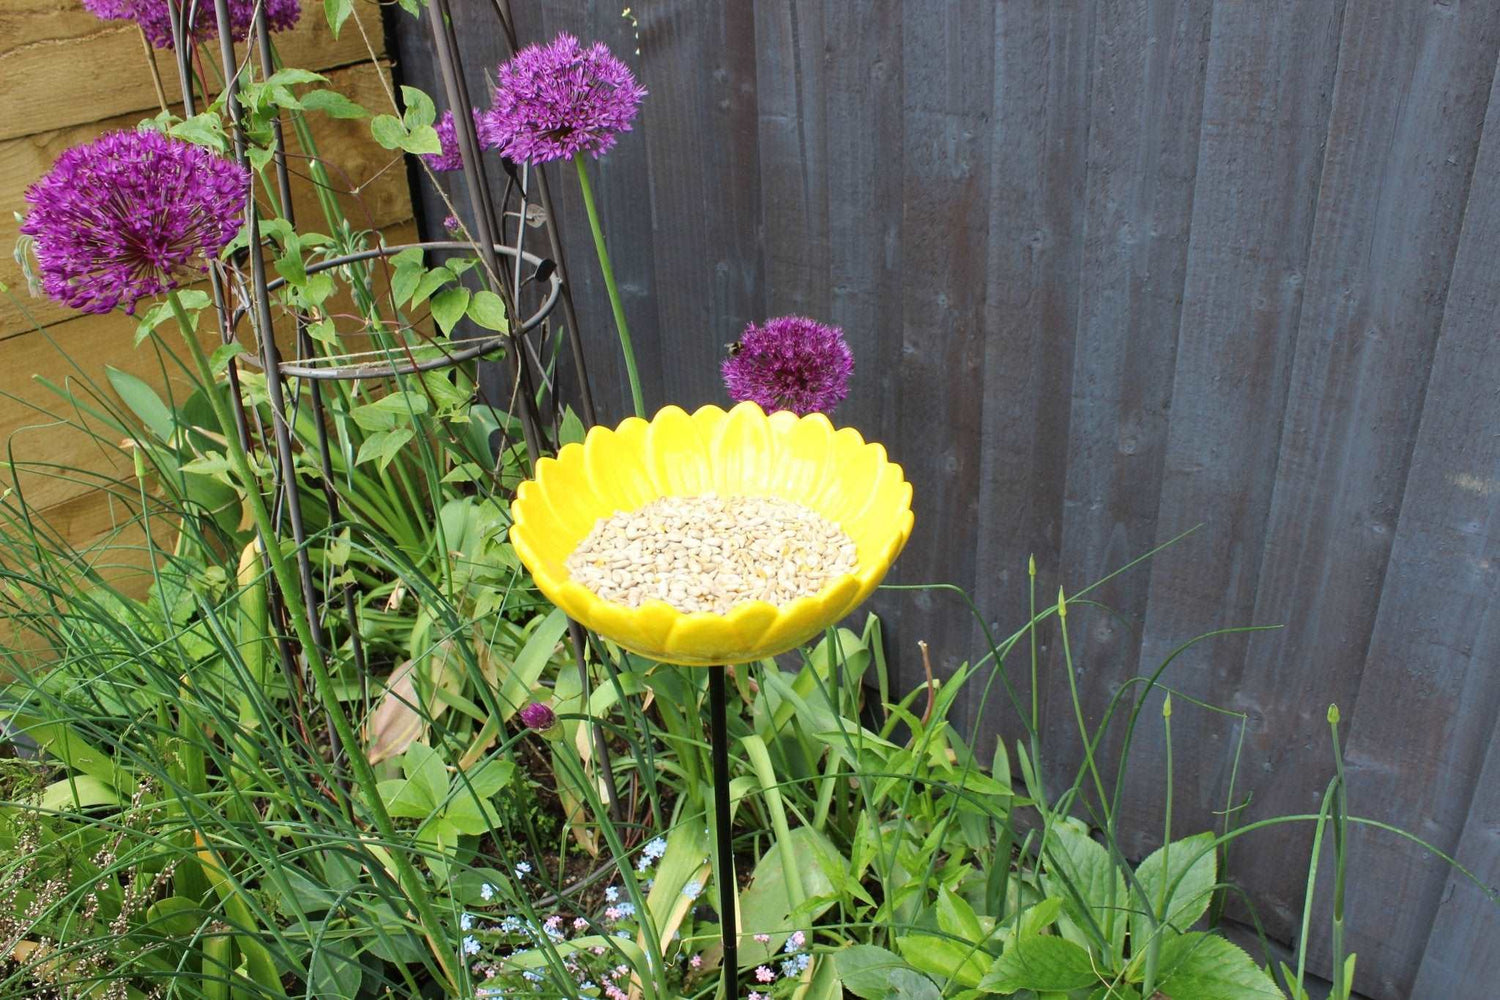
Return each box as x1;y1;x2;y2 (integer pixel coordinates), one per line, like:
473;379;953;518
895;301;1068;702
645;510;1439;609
518;701;556;731
423;109;495;172
484;32;646;163
82;0;300;49
20;129;248;315
721;316;854;416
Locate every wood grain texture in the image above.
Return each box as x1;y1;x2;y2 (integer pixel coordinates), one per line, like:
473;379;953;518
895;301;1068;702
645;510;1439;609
815;1;907;650
754;1;830;321
886;0;995;692
1410;712;1500;996
1117;0;1347;848
1;61;410;339
0;486;176;664
0;0;371;140
969;0;1094;739
0;299;243;515
1230;0;1500;962
1334;47;1500;997
397;2;1500;993
635;0;764;410
0;219;416;515
1046;0;1211;789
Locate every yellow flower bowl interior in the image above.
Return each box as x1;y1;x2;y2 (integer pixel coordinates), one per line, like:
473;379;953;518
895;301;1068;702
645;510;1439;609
510;401;914;666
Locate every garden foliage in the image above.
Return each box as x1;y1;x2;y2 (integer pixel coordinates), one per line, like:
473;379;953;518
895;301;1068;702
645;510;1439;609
0;2;1490;999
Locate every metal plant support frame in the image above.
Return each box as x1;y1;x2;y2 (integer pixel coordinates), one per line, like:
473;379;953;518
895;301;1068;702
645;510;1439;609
163;0;743;993
166;1;620;805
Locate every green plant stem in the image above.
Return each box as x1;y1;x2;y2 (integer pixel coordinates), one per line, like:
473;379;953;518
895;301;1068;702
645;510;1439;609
1295;779;1338;998
1142;695;1174;999
573;152;645;418
744;733;805;913
1329;708;1349;1000
166;291;457;990
1058;589;1107;818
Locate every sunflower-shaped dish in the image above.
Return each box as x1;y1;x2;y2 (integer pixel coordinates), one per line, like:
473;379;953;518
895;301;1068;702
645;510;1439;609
509;401;913;666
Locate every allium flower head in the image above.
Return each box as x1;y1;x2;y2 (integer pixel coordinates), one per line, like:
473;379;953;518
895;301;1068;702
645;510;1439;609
20;129;248;315
82;0;300;50
722;316;854;416
424;109;495;172
518;701;556;731
485;32;646;163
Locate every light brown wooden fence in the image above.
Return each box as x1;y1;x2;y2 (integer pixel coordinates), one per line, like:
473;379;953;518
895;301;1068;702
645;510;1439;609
0;1;413;584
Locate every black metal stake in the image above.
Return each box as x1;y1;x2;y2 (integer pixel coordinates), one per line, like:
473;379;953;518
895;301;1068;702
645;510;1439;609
424;0;626;837
709;666;737;1000
252;12;369;693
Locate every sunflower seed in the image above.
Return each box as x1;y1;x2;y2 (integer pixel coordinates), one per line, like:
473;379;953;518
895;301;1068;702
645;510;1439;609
565;493;859;614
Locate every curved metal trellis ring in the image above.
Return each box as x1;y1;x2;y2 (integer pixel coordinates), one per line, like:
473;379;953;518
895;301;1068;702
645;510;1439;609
229;239;562;381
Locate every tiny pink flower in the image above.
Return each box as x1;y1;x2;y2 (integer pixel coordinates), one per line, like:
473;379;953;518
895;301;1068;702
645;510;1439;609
753;933;771;945
689;954;702;969
755;966;774;983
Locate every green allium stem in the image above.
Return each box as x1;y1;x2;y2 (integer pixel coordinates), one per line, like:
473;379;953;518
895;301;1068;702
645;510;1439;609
166;291;457;990
574;152;645;418
1142;695;1174;998
1329;707;1350;999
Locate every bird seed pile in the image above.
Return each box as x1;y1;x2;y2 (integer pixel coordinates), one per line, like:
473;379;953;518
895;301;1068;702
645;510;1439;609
566;493;858;613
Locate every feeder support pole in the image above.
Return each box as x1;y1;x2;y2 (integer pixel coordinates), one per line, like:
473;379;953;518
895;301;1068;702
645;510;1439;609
710;665;738;999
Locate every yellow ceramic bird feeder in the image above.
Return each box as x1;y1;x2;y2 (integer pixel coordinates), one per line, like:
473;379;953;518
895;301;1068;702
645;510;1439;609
508;399;912;987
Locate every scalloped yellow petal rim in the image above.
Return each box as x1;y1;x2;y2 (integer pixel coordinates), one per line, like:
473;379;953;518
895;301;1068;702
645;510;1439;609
509;401;914;666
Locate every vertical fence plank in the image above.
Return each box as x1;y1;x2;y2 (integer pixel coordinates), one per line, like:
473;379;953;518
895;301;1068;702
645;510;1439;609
1230;0;1500;962
966;0;1095;743
887;0;996;689
1045;0;1212;789
1410;714;1500;996
1118;0;1347;849
754;1;829;320
1335;51;1500;997
636;0;763;408
821;2;909;658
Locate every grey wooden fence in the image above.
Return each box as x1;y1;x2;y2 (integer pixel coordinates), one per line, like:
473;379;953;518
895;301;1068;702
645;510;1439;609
392;2;1500;996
